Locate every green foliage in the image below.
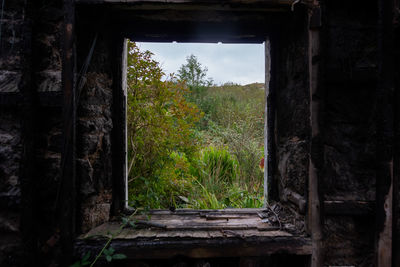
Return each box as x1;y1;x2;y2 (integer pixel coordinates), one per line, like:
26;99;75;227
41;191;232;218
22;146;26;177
183;145;262;209
126;45;264;210
223;185;264;208
193;83;265;191
103;247;127;262
197;146;238;186
178;54;213;88
126;41;203;209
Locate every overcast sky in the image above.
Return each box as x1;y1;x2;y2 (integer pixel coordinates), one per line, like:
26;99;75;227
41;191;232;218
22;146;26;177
136;42;265;85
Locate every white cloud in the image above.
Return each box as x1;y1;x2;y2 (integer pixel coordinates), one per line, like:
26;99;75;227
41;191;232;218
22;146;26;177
136;42;265;85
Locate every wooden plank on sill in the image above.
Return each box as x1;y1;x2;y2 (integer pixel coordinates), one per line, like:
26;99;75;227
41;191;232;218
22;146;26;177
146;208;266;215
162;224;272;231
82;221;287;240
118;229;292;239
134;213;256;221
128;217;276;231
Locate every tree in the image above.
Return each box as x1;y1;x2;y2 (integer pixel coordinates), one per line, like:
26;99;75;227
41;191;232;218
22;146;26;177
177;54;213;87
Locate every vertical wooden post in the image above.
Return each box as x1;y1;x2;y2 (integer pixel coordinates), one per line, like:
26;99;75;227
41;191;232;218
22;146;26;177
264;37;271;205
123;39;129;207
394;1;400;261
308;2;323;267
264;35;277;205
376;0;395;266
61;0;76;263
111;37;128;215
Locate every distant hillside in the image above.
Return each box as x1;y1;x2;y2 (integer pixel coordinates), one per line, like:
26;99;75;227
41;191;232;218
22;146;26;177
216;82;264;91
244;82;265;90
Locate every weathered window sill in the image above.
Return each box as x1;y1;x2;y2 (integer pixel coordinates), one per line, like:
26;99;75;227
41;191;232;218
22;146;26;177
75;209;311;259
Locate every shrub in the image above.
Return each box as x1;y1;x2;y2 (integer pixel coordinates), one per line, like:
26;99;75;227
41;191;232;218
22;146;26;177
196;146;238;189
223;185;264;208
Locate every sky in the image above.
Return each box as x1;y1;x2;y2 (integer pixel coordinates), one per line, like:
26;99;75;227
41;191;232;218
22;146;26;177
136;42;265;85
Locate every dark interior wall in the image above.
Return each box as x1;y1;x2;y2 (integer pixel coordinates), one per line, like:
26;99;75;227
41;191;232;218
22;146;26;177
0;110;22;266
274;1;382;265
32;2;64;265
322;0;377;202
322;0;378;266
0;0;114;264
0;0;65;265
275;7;310;205
0;0;30;265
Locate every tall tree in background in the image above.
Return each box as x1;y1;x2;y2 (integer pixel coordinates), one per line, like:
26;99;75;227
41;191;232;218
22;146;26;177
178;54;213;87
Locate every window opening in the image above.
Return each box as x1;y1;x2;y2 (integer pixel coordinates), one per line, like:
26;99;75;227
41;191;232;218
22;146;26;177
125;40;266;210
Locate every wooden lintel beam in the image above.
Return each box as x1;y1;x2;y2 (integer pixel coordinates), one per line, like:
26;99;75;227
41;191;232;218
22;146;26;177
126;35;266;43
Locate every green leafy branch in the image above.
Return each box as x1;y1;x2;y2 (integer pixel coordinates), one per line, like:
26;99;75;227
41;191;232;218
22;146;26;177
70;209;140;267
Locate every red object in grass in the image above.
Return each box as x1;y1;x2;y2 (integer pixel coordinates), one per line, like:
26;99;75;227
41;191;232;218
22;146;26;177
259;157;265;170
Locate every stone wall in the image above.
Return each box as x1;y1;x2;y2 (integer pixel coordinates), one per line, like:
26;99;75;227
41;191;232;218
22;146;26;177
0;0;115;264
0;0;27;93
33;2;63;93
0;0;29;265
75;21;115;233
76;58;114;233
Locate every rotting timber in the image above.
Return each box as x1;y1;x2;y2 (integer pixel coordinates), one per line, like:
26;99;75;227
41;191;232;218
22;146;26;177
75;209;312;260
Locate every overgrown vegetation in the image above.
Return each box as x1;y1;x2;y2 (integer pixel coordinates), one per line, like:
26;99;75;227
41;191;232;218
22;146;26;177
127;42;265;210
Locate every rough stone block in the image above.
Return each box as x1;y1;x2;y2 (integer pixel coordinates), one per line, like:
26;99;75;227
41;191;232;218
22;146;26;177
0;71;22;92
80;191;112;233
